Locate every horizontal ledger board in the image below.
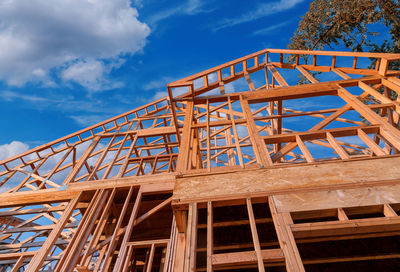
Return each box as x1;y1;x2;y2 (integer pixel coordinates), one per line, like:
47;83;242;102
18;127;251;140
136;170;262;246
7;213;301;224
0;174;175;207
273;184;400;213
173;156;400;204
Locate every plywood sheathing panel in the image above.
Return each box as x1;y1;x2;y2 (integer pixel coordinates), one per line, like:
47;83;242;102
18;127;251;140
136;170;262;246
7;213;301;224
173;156;400;204
273;184;400;213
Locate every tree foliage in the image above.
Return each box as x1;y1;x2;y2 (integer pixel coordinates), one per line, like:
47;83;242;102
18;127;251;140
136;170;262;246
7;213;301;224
288;0;400;119
288;0;400;57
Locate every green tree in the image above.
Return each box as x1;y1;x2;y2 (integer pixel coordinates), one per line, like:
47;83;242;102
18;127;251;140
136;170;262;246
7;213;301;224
288;0;400;67
288;0;400;119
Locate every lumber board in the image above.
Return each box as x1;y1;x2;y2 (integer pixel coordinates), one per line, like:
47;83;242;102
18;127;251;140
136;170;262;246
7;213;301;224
292;217;400;238
0;173;174;207
212;248;284;267
173;156;400;204
273;184;400;213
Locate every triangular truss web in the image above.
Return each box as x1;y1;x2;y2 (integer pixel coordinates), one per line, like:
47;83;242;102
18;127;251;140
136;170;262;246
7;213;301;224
1;49;400;193
0;48;400;271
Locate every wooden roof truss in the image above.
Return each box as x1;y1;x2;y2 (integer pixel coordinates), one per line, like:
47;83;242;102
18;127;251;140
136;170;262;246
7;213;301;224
0;49;400;271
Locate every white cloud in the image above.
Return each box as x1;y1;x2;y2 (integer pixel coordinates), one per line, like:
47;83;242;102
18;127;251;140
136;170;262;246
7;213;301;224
0;90;48;102
152;91;168;101
185;0;204;14
149;86;190;102
61;59;123;91
0;141;29;162
143;77;174;91
284;99;326;111
0;0;150;89
0;89;118;114
133;0;143;9
70;114;110;126
149;0;211;25
214;0;303;31
149;6;183;24
252;20;293;36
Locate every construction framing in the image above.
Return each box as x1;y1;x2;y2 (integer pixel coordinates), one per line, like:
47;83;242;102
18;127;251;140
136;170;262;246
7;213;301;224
1;48;400;271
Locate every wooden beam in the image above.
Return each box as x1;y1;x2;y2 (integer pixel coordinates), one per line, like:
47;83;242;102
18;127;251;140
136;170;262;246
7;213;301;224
207;201;213;272
338;87;400;151
113;189;143;271
296;65;319;83
292;216;400;238
357;129;387;156
102;187;134;271
332;68;351;79
176;101;194;173
267;64;289;87
359;81;400;114
146;243;156;272
295;135;314;163
0;174;174;208
326;132;350;159
173;156;400;205
212;248;284;267
244;71;255;91
269;197;305;272
246;198;265;272
25;194;81;272
379;58;389;76
241;97;273;166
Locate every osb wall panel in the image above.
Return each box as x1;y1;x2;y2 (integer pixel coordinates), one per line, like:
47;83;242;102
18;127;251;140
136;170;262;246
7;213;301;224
173;157;400;203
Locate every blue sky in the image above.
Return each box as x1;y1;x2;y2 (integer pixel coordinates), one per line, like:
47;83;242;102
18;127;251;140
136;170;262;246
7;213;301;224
0;0;312;159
